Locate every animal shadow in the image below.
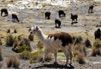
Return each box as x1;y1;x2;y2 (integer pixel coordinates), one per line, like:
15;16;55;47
34;63;74;69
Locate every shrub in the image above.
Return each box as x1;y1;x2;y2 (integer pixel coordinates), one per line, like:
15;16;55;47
6;55;20;68
20;50;31;60
6;34;15;47
73;44;86;64
30;50;43;63
13;44;31;53
76;52;86;64
91;39;101;56
12;37;31;53
30;49;52;63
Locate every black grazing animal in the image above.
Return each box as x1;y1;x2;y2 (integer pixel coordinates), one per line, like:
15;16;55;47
1;8;8;17
58;10;66;18
84;39;92;48
45;12;51;19
55;19;61;28
12;14;19;22
94;28;101;39
88;5;94;13
71;13;78;25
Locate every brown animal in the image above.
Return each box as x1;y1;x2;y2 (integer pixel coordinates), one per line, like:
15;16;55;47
30;26;74;67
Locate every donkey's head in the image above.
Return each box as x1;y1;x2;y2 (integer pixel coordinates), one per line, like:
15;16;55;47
29;26;41;35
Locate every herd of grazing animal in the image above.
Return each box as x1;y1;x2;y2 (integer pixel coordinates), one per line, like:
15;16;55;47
29;25;101;67
1;4;95;26
0;3;100;67
1;8;19;22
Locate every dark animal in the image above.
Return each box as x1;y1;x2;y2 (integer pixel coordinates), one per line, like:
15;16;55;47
71;13;78;25
1;8;8;17
84;39;92;48
94;28;101;39
55;19;61;28
88;5;94;13
58;10;66;18
12;14;19;22
45;12;51;19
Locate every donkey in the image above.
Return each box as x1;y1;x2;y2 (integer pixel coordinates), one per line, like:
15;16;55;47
30;26;74;66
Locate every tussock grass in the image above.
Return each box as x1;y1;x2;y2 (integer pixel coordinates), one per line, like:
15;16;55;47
73;44;87;64
91;39;101;56
20;50;31;60
6;55;20;68
12;34;31;53
5;34;15;47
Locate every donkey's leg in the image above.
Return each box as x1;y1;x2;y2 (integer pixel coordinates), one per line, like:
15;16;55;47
68;45;73;64
54;52;58;64
64;45;73;66
63;47;69;65
42;48;48;63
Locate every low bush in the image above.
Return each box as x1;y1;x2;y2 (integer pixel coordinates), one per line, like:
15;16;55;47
12;37;31;53
6;55;20;68
73;44;87;64
5;34;15;47
91;39;101;56
20;50;31;60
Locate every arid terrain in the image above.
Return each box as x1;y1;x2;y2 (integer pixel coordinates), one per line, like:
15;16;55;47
0;0;101;69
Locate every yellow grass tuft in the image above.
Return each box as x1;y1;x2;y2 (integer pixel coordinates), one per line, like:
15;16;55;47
73;44;87;64
6;55;20;68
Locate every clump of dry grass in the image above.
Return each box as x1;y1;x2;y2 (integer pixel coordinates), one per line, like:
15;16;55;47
20;50;31;60
6;55;20;68
73;44;87;64
30;50;43;63
91;39;101;56
5;34;15;47
12;35;31;53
